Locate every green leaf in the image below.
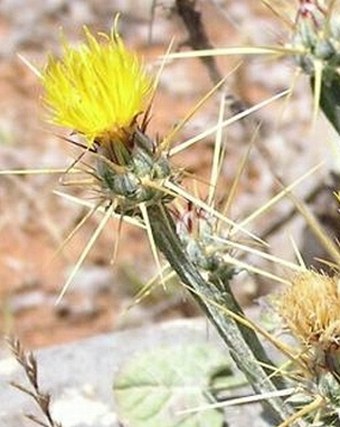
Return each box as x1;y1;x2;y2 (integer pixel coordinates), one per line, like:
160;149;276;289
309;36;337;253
113;343;232;427
312;71;340;136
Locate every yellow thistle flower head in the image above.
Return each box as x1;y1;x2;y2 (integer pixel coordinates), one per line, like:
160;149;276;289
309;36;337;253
41;23;153;146
278;270;340;350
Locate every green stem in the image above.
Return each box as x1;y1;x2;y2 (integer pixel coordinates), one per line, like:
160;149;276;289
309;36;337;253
147;203;294;423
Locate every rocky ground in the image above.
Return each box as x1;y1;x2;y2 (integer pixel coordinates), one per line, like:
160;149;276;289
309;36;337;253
1;318;275;427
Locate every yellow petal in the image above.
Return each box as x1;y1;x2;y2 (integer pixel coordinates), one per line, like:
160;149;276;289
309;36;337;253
41;27;152;146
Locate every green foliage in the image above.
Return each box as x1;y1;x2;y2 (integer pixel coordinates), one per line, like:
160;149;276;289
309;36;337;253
313;71;340;135
113;343;235;427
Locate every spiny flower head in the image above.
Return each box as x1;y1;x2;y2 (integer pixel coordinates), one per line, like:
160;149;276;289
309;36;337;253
41;25;153;146
288;1;340;73
278;270;340;351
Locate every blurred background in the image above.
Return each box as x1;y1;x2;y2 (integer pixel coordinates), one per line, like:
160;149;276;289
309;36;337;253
0;0;338;349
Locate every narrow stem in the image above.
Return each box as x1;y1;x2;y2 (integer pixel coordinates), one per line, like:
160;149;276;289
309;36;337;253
147;203;293;423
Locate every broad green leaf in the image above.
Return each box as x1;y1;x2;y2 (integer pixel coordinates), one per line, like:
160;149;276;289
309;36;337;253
113;343;233;427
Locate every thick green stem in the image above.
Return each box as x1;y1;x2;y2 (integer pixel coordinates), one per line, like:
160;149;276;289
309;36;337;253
312;71;340;136
148;203;294;423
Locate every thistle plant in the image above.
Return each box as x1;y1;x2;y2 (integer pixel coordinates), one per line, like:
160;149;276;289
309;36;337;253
274;270;340;425
36;22;293;421
289;0;340;132
6;2;340;426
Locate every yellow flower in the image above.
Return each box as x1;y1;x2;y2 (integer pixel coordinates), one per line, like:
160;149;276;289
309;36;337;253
41;26;152;145
278;270;340;350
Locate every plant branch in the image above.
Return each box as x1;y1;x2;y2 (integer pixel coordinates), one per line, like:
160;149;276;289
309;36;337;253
147;202;295;423
174;0;246;115
7;337;63;427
